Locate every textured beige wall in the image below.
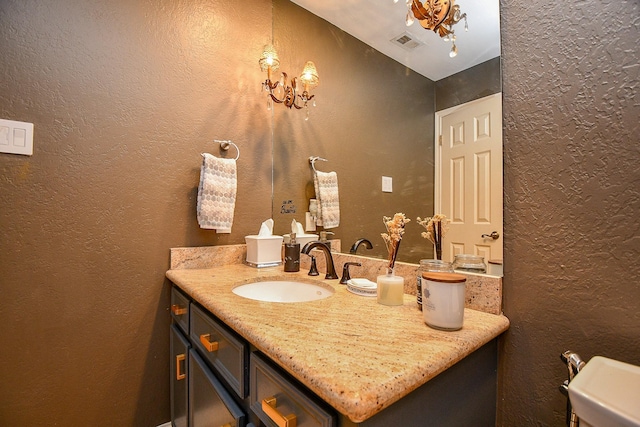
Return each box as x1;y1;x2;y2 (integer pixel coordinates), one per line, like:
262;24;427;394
500;0;640;425
0;0;272;425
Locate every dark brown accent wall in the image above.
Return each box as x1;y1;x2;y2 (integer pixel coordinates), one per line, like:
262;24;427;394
436;56;502;112
499;0;640;425
0;0;272;425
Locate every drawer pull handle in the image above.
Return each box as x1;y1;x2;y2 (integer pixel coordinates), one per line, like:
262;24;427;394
175;354;186;381
262;396;297;427
171;304;187;316
199;334;219;352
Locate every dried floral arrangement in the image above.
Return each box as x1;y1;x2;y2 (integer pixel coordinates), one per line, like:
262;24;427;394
381;213;410;269
417;214;450;260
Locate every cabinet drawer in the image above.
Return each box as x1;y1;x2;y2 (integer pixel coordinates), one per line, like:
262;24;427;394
190;350;246;427
190;304;248;398
171;287;190;334
250;353;335;427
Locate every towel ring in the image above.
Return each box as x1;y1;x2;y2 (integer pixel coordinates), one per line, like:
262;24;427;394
215;139;240;161
309;156;327;172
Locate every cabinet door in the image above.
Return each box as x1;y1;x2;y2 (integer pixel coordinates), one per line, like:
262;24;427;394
189;350;246;427
171;325;190;427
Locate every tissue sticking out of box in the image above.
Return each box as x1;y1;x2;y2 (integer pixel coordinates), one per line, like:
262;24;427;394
283;219;319;249
291;219;306;236
259;218;274;236
245;219;283;268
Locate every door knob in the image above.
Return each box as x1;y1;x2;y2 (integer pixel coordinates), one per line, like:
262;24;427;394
481;231;500;240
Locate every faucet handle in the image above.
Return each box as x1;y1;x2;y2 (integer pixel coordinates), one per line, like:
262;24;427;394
308;255;320;276
340;262;362;284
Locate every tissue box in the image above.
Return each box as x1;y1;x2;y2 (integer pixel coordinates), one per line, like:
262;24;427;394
245;235;283;267
283;233;319;251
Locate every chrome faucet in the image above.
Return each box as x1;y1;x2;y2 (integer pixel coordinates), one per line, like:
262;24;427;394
301;241;338;279
349;238;373;254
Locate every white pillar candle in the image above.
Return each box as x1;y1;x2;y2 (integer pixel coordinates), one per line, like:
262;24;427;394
377;272;404;306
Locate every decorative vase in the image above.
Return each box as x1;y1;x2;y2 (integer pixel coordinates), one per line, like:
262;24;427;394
376;267;404;306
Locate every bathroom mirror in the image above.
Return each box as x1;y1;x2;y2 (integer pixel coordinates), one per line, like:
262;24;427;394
270;0;502;266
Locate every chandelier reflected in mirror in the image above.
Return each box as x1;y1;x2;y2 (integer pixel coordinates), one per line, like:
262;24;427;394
395;0;468;57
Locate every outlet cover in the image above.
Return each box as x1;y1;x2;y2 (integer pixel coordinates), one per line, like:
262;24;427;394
382;176;393;193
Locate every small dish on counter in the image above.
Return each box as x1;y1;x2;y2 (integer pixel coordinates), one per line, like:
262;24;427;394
346;278;377;297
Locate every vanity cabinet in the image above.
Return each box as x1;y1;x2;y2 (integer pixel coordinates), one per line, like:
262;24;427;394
170;286;336;427
170;287;253;427
170;285;498;427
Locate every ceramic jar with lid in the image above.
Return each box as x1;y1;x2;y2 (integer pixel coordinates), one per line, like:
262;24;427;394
416;260;454;310
421;272;467;330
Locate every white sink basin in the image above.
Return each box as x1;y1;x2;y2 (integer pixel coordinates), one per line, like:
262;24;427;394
232;280;334;303
568;356;640;427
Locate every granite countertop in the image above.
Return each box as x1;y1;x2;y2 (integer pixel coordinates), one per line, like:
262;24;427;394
166;263;509;423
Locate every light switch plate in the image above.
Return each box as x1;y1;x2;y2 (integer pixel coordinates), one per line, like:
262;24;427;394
0;119;34;156
382;176;393;193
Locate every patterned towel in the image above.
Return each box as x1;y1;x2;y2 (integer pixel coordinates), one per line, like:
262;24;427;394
197;153;237;233
314;170;340;229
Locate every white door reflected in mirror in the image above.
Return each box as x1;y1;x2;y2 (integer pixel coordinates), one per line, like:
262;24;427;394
436;93;503;263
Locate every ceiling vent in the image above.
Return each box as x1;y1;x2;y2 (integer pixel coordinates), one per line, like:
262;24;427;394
390;32;424;51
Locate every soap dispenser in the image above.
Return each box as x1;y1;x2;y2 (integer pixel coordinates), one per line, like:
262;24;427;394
284;233;300;272
319;231;334;251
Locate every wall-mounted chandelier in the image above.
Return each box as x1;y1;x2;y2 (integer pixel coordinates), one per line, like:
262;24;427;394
395;0;468;57
259;44;319;120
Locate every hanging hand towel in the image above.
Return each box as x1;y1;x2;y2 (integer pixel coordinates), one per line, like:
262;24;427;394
197;153;237;233
314;170;340;229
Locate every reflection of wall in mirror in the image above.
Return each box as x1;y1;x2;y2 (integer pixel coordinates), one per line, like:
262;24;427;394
271;0;501;264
